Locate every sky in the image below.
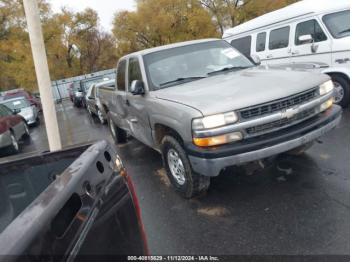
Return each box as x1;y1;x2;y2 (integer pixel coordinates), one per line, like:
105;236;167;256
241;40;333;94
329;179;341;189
49;0;136;32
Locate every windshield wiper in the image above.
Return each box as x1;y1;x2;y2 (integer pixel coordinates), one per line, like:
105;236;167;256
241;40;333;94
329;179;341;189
159;76;207;87
207;66;250;76
338;28;350;35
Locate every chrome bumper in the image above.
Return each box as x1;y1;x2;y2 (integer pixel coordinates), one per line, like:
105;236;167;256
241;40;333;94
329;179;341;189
189;113;341;177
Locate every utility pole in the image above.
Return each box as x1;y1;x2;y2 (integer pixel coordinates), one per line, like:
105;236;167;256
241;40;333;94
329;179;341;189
23;0;62;151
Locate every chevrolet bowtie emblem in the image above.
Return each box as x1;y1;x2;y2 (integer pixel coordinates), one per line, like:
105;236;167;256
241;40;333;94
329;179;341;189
281;107;299;119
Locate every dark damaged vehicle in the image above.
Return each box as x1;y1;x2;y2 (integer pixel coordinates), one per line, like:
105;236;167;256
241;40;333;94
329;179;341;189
0;141;148;261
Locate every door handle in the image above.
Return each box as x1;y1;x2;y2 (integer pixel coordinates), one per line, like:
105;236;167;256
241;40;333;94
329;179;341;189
291;50;300;55
266;54;273;59
130;118;138;123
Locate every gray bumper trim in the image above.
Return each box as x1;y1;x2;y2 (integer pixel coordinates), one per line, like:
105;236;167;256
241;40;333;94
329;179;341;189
189;115;341;177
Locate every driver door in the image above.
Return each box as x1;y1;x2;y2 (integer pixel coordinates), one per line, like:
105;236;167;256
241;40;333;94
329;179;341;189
125;57;153;147
289;18;332;65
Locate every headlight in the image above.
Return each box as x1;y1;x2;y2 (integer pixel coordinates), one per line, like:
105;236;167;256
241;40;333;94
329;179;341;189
319;80;334;96
193;132;243;147
192;112;238;130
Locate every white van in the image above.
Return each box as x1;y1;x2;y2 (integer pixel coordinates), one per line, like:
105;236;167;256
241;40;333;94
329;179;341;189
223;0;350;107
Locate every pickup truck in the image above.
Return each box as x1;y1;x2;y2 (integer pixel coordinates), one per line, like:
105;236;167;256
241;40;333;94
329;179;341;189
99;39;342;199
0;141;147;260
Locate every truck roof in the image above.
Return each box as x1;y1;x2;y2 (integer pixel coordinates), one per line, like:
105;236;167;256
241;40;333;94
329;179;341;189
123;38;220;58
223;0;350;38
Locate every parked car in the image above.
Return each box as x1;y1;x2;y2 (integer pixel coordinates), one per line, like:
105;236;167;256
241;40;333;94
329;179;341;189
223;0;350;107
2;89;42;111
100;39;341;198
0;104;30;155
86;79;115;124
72;77;110;108
71;84;85;108
1;97;40;126
0;141;148;259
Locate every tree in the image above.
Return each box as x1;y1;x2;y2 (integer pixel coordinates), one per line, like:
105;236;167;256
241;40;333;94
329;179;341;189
200;0;300;35
113;0;219;57
0;1;117;91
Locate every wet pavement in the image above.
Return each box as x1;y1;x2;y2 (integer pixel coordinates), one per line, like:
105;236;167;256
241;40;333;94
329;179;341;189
2;100;350;255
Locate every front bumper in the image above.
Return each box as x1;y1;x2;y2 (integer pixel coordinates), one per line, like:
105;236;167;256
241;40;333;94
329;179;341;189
187;106;342;177
0;131;12;149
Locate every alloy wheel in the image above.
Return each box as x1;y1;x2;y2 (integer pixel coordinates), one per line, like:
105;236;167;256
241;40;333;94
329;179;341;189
167;149;186;185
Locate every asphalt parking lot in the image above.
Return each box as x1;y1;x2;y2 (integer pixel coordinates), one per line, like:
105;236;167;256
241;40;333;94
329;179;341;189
2;100;350;255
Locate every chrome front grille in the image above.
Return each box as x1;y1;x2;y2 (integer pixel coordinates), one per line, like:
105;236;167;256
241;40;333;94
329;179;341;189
240;88;318;120
246;108;316;136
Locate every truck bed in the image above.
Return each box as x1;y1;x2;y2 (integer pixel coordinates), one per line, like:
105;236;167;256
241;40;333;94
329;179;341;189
0;141;147;260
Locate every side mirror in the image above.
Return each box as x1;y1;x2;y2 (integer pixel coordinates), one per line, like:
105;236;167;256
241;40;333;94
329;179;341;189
251;54;261;66
130;80;145;95
298;34;313;44
13;108;21;114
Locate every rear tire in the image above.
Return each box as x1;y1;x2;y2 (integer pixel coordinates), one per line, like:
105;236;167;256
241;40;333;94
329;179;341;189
22;123;30;140
161;136;210;199
107;113;127;144
331;74;350;107
286;142;314;156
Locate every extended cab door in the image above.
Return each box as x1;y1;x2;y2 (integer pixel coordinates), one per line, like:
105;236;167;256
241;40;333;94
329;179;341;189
86;85;97;114
110;59;130;132
125;57;153;147
289;18;332;65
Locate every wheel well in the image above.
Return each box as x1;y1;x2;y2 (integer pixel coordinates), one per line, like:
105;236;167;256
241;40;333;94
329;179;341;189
154;124;184;146
103;104;109;113
327;72;350;83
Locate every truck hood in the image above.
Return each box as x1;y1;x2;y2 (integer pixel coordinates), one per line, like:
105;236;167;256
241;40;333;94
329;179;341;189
153;68;329;116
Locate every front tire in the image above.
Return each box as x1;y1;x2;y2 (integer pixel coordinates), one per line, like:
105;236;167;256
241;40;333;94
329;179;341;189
107;113;127;144
331;74;350;107
161;136;210;199
8;132;20;155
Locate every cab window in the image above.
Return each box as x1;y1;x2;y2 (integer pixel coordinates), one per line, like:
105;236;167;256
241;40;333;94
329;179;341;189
128;57;143;90
269;26;290;50
295;19;327;45
116;60;127;91
231;36;252;57
256;32;266;52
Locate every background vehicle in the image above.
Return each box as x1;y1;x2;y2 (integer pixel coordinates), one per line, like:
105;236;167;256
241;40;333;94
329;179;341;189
100;39;341;198
86;79;115;124
223;0;350;107
72;77;111;108
0;141;148;260
1;97;40;126
0;104;30;155
2;89;42;111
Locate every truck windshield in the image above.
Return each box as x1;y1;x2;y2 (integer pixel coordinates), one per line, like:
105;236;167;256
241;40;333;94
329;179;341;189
143;40;253;90
2;98;30;110
323;10;350;39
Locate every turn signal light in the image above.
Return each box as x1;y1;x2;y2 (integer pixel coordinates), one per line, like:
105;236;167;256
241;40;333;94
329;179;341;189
193;132;243;147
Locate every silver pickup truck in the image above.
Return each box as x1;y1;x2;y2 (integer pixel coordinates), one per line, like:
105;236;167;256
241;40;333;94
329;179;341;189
99;39;342;198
